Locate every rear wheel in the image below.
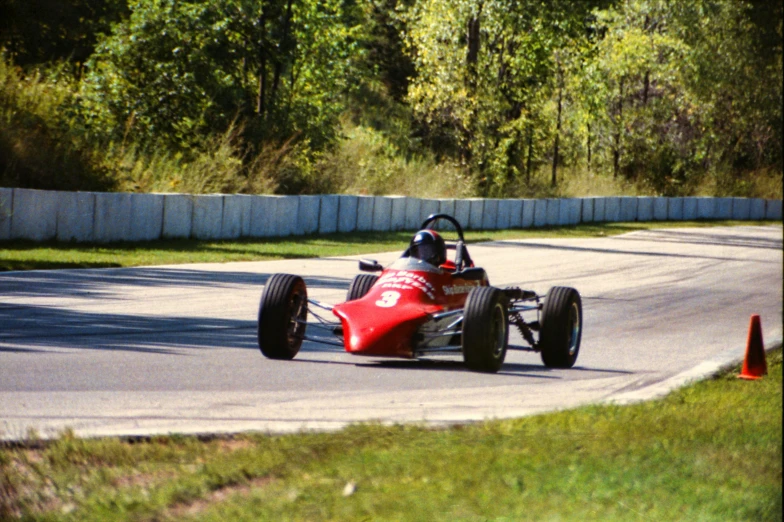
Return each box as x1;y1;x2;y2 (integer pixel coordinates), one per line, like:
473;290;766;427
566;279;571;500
258;274;307;360
539;286;582;368
462;287;508;373
347;274;378;301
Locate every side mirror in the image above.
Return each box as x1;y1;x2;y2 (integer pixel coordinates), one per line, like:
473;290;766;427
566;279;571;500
452;267;486;281
359;259;383;272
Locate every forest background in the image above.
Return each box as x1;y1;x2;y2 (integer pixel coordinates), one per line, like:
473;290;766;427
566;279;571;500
0;0;781;201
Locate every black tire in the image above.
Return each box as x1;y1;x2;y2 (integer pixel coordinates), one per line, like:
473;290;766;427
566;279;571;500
258;274;307;360
462;286;509;373
539;286;582;368
346;274;378;301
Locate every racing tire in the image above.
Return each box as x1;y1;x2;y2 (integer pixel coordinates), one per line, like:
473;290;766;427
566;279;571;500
462;286;509;373
347;274;378;301
258;273;308;360
539;286;582;368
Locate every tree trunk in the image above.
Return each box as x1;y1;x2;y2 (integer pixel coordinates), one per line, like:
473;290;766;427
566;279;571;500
466;16;480;86
256;10;267;116
587;123;592;172
551;60;563;188
463;2;483;165
551;87;562;187
526;127;533;183
270;0;295;109
613;138;620;178
613;78;624;178
257;68;266;116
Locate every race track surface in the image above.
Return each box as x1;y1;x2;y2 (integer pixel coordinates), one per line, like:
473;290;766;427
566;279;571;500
1;226;781;440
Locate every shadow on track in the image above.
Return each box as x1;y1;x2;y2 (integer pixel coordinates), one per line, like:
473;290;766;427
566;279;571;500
0;268;352;300
0;303;258;354
486;227;782;263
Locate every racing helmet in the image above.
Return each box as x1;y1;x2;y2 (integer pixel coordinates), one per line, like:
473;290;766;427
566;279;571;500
409;229;447;266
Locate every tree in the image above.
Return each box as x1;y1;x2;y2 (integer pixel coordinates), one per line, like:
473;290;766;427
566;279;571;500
403;0;610;194
587;0;693;190
578;0;782;194
79;0;356;151
674;0;782;173
0;0;128;67
358;0;416;103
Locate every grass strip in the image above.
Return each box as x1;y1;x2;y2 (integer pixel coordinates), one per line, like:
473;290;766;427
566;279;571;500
1;220;777;272
1;348;780;521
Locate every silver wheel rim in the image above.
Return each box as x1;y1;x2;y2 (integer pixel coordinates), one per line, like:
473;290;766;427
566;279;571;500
288;290;306;347
492;303;506;359
567;301;580;356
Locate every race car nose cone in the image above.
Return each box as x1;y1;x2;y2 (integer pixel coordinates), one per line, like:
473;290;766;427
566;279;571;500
334;299;430;359
348;333;369;351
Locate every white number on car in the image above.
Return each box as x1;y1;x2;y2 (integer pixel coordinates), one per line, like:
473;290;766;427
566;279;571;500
375;291;401;308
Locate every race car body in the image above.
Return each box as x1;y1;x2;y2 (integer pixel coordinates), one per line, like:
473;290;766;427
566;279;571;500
257;214;582;373
333;256;486;357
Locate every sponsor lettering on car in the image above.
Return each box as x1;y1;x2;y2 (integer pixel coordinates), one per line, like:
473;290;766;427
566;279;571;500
443;281;482;296
377;270;437;300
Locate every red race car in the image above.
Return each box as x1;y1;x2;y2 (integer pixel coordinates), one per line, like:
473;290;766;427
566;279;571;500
257;214;582;373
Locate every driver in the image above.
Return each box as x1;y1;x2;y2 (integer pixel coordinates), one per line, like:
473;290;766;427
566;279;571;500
408;229;447;267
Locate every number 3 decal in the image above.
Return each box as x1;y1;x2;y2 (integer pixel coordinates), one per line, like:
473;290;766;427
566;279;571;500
375;291;400;308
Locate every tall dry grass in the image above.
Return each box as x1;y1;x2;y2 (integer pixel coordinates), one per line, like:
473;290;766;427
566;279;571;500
317;123;473;197
107;126;279;195
0;57;114;191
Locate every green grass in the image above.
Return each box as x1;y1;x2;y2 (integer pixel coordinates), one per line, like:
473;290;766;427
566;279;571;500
2;349;780;521
1;220;778;272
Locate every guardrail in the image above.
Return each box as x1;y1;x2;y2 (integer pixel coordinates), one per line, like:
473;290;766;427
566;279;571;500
0;187;780;243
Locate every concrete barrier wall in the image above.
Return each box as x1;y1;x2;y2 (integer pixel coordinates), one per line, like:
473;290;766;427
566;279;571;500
593;197;606;222
482;199;499;230
766;199;782;220
468;198;484;230
0;187;12;240
191;194;223;240
296;195;321;236
57;191;95;242
669;197;684;220
337;195;358;233
637;197;654;222
454;199;471;229
652;198;667;221
732;197;750;220
94;192;132;242
404;198;422;230
222;194;252;239
521;199;535;228
11;188;58;241
162;194;193;239
0;188;780;243
129;193;164;241
371;196;393;232
533;199;547;227
356;196;374;232
318;195;339;234
390;196;407;231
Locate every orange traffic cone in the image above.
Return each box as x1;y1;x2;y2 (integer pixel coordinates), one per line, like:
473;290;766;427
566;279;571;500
738;314;767;380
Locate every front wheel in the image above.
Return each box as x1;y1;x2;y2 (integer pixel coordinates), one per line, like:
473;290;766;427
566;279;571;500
539;286;582;368
462;287;508;373
347;274;378;301
258;274;307;360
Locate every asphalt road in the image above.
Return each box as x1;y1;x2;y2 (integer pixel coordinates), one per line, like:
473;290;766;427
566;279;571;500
1;225;781;440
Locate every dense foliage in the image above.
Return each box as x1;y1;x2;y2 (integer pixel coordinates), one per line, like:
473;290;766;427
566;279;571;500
79;0;356;150
0;0;781;197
